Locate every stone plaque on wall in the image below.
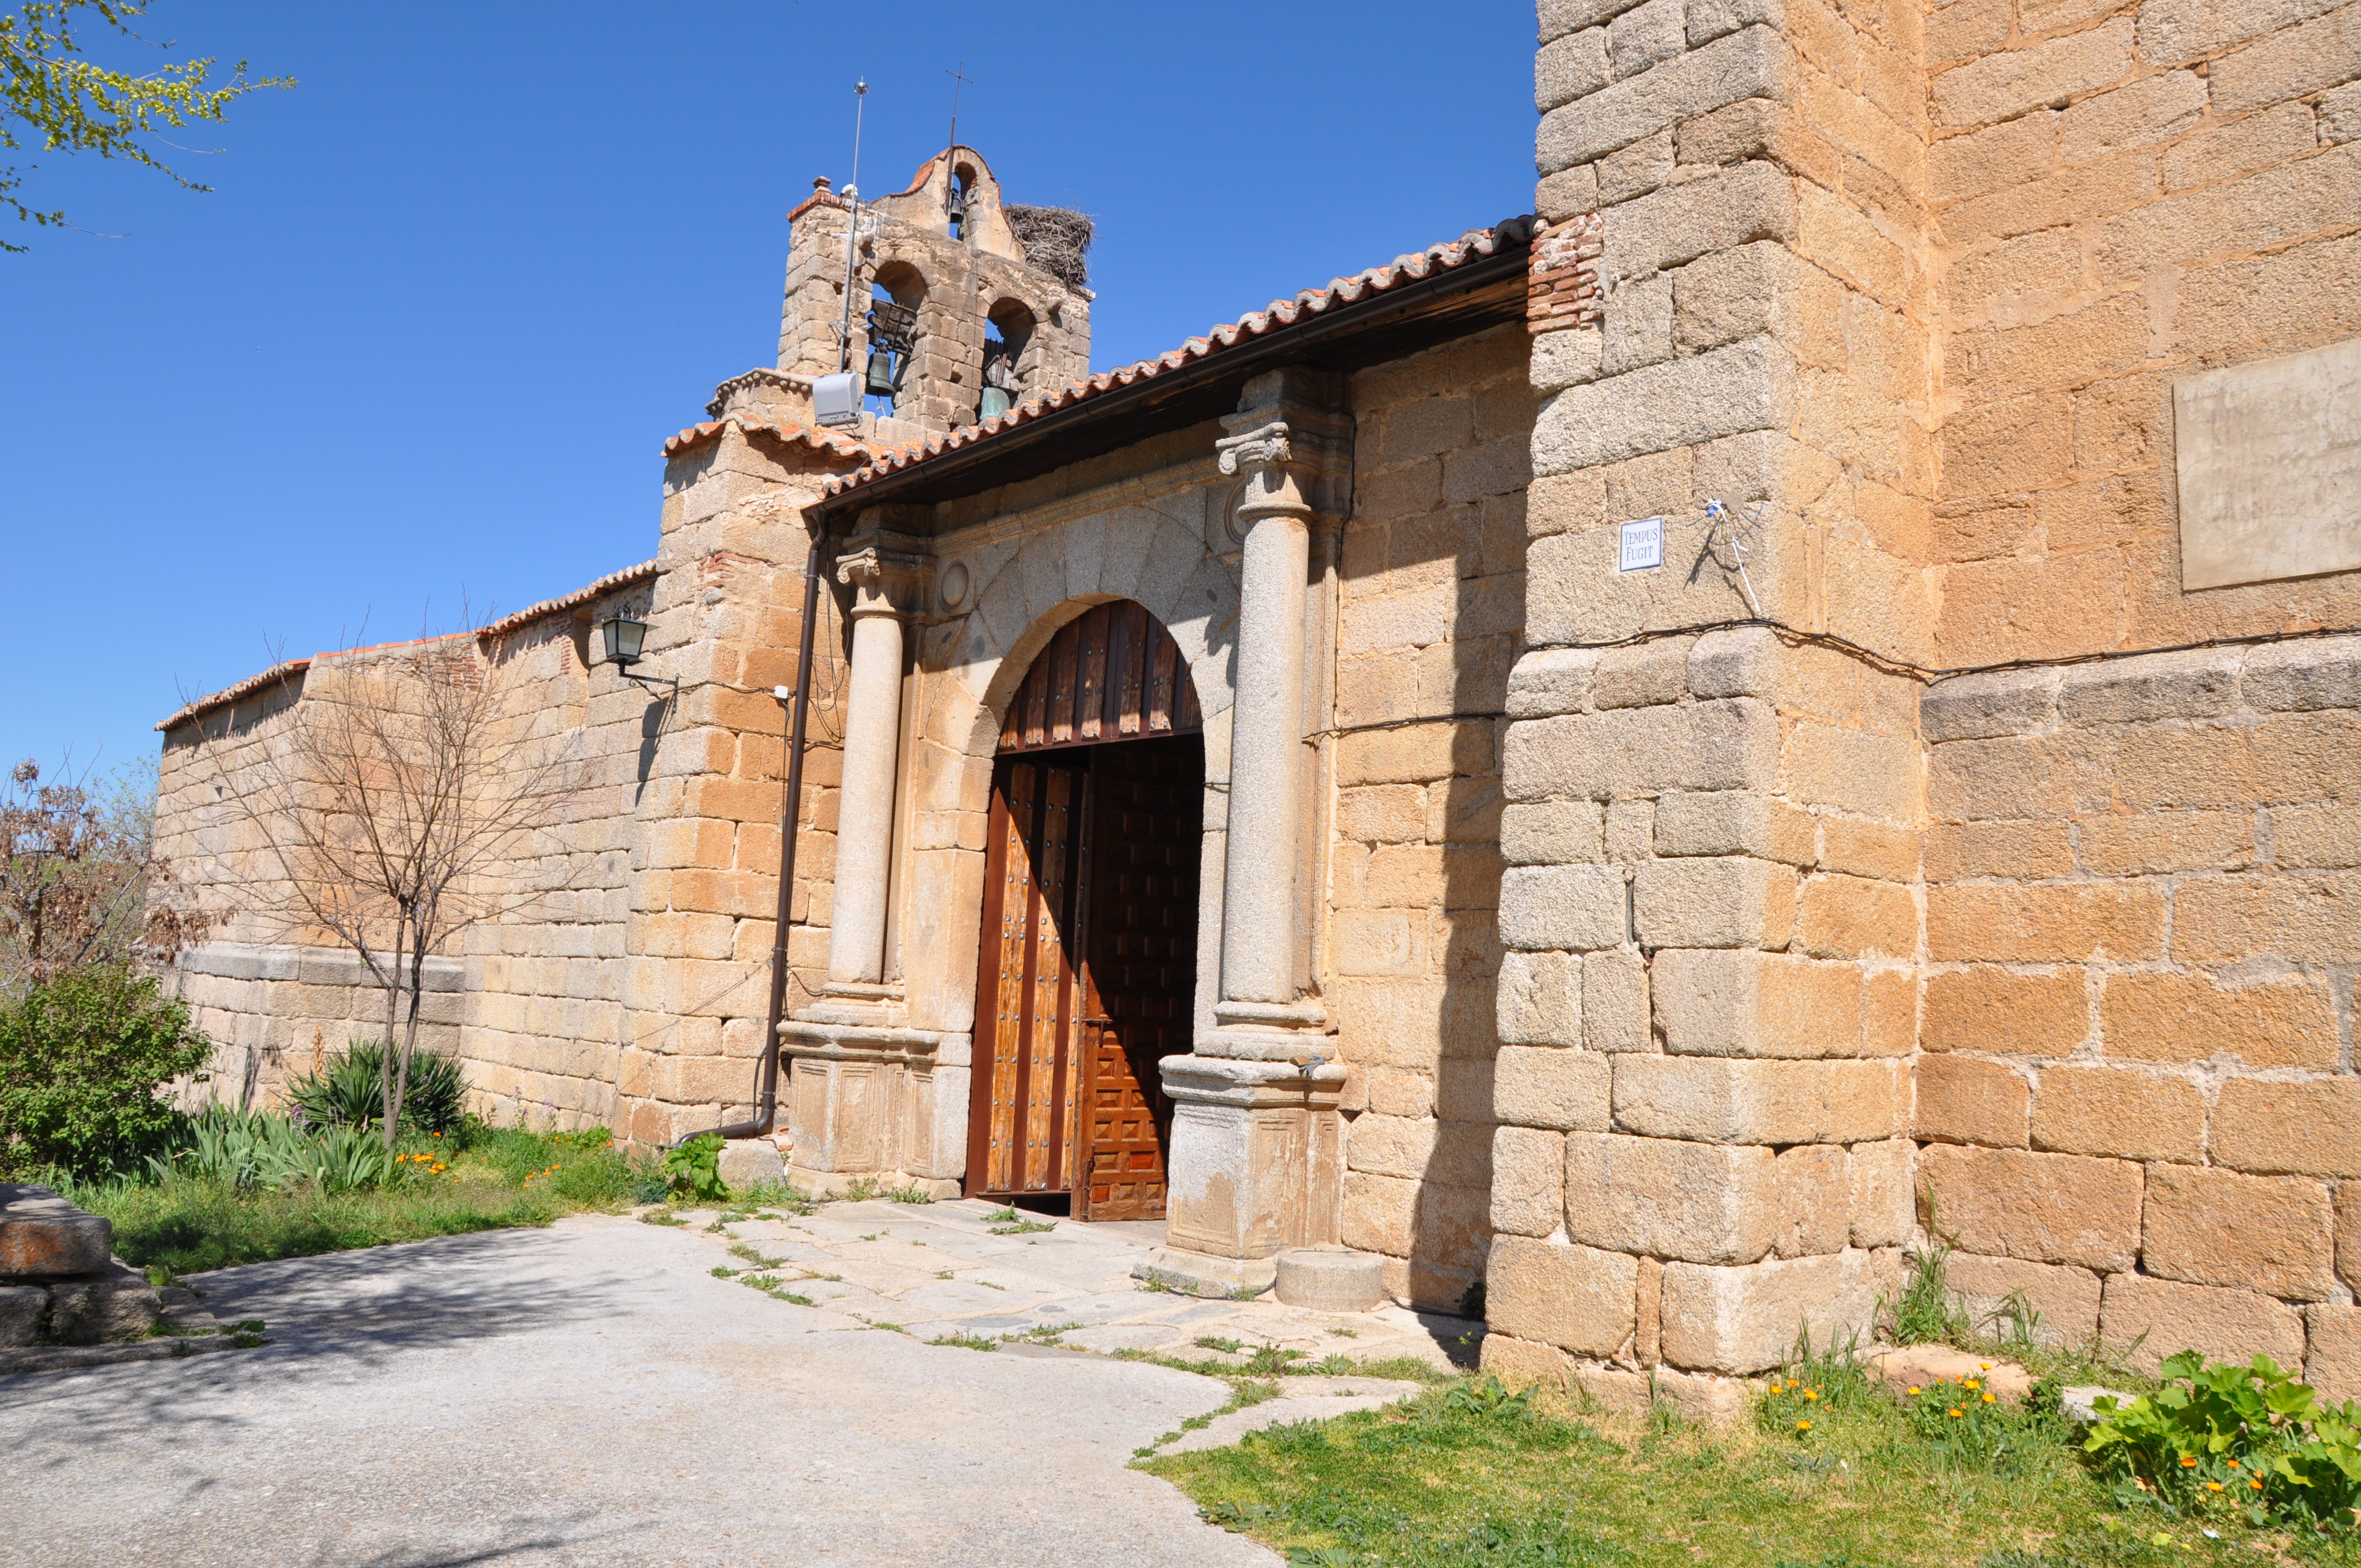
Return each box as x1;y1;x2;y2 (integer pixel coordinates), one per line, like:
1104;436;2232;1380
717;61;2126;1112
2175;336;2361;591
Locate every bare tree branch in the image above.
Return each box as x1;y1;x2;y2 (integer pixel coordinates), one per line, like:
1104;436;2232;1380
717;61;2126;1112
204;631;581;1146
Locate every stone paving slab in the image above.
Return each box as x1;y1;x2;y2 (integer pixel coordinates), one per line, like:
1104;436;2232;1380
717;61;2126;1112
694;1200;1482;1374
0;1217;1277;1566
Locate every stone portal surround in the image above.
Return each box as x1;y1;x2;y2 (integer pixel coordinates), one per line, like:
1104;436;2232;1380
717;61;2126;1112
782;369;1369;1297
776;433;1257;1196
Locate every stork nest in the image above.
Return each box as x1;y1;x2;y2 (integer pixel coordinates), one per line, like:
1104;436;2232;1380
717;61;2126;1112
1004;204;1094;291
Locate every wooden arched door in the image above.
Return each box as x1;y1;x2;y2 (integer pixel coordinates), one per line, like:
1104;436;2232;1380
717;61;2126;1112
965;602;1203;1221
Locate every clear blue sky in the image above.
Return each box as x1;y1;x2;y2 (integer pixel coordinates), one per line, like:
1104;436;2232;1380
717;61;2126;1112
2;1;1536;778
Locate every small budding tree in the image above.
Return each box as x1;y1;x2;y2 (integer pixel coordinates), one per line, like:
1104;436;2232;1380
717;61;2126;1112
226;636;579;1147
0;756;202;994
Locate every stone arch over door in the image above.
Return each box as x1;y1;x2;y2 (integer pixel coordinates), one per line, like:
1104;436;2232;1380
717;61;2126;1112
964;601;1206;1219
889;500;1242;1191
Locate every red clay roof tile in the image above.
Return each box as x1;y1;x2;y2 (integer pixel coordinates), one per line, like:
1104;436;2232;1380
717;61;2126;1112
818;215;1536;503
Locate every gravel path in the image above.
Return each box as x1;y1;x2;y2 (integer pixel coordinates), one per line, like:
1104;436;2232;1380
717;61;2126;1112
0;1213;1280;1567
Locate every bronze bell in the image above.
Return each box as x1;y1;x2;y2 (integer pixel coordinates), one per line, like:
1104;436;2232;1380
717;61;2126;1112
864;347;899;396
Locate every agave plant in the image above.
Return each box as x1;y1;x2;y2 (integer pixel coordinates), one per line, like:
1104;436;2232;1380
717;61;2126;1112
284;1040;466;1134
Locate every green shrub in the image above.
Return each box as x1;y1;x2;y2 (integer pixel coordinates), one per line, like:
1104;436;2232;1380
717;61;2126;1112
662;1131;727;1201
2084;1350;2361;1533
284;1039;466;1133
0;965;210;1179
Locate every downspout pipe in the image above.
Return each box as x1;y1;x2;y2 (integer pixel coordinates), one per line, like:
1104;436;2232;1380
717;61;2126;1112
672;521;825;1148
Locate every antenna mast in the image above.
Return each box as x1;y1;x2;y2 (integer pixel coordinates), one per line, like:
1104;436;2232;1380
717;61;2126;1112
837;79;868;374
945;61;970;154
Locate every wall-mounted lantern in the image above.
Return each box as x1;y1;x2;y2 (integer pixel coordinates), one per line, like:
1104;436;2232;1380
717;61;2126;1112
595;614;673;699
596;614;648;668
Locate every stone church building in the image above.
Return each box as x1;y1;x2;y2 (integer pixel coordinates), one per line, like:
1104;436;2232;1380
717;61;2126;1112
157;0;2361;1418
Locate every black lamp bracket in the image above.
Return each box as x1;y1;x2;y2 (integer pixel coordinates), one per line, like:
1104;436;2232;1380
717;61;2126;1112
616;666;678;701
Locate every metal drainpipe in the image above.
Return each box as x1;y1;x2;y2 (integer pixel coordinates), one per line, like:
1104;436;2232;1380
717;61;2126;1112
673;522;825;1148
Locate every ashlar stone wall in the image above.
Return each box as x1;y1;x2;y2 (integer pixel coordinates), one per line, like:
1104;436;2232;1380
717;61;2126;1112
1331;323;1536;1311
1929;0;2361;659
1919;636;2361;1391
1494;0;1938;1414
1501;0;2361;1411
155;413;859;1145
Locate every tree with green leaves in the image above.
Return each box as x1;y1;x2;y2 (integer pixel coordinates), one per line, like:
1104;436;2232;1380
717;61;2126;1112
2;1;290;251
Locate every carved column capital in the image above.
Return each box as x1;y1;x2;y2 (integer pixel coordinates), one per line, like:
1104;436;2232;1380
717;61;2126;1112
1215;420;1294;477
834;537;930;617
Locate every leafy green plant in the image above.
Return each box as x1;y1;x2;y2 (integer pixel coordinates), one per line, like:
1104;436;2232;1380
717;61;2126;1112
2084;1351;2361;1533
0;964;210;1179
284;1040;465;1134
886;1183;934;1204
1893;1364;2047;1469
662;1132;727;1202
1443;1376;1533;1419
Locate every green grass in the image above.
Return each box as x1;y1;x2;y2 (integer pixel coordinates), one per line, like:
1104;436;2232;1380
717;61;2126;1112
58;1122;645;1277
1147;1362;2361;1568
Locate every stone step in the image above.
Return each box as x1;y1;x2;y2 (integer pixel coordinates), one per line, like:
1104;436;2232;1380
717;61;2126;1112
0;1184;111;1278
0;1332;247;1378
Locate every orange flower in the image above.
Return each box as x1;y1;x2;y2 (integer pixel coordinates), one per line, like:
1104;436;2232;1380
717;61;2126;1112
2180;1456;2200;1468
1907;1386;1922;1396
1797;1420;1811;1431
1804;1389;1819;1402
2227;1461;2240;1469
2251;1478;2265;1490
1963;1379;1981;1391
2206;1482;2225;1493
1982;1393;1996;1404
1948;1409;1963;1418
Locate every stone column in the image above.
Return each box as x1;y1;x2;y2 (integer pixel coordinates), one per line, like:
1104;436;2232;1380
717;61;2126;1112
1145;371;1363;1303
1214;417;1313;1019
779;530;949;1200
826;544;906;990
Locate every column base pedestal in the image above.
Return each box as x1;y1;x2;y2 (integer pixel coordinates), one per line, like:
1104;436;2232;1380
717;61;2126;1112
777;1011;954;1185
1133;1246;1276;1300
1155;1054;1346;1273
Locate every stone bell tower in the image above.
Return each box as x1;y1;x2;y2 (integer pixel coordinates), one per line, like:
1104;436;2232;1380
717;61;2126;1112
774;146;1092;440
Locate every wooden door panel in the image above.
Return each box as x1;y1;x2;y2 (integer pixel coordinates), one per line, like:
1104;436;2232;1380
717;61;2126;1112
970;756;1090;1197
1076;737;1203;1222
969;602;1204;1219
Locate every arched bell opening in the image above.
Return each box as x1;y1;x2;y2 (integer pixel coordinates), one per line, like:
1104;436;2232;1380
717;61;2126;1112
979;298;1036;424
865;260;926;416
964;600;1205;1222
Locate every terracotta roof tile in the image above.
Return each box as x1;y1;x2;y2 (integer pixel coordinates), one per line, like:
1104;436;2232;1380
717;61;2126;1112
662;417;882;463
820;215;1536;502
476;559;659;642
161;560;663;732
156;658;311;733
